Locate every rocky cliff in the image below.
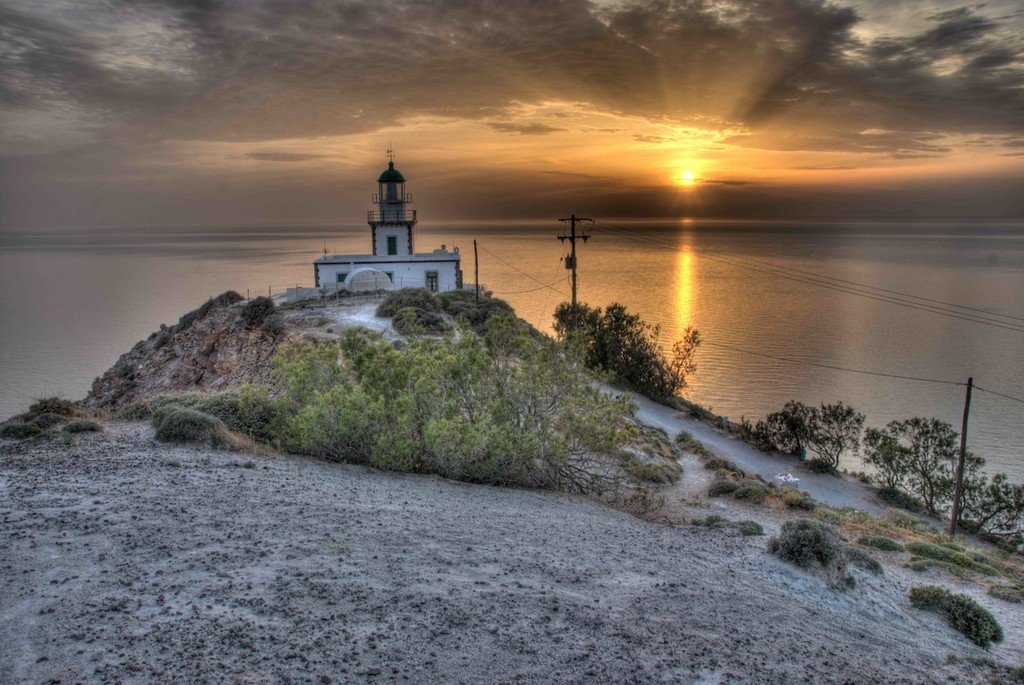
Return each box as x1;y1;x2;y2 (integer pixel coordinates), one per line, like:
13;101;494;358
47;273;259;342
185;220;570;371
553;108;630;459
85;294;295;409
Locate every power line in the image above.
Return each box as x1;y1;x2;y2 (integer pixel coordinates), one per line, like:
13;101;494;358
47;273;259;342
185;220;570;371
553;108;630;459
476;243;570;298
973;385;1024;404
491;279;566;295
590;222;1024;334
734;253;1024;324
702;340;967;386
480;227;1024;405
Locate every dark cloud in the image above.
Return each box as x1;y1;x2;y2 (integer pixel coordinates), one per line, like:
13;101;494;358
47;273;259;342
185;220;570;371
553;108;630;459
1;0;1020;152
0;0;1022;228
633;134;672;143
487;122;565;135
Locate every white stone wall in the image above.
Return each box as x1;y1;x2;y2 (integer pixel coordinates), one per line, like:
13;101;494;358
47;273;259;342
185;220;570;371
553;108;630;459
316;259;461;293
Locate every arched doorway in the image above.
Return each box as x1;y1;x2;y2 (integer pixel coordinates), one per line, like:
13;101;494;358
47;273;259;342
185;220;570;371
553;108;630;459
345;268;394;293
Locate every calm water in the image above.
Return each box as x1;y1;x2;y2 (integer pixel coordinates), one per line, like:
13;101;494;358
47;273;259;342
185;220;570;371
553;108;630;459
1;220;1022;478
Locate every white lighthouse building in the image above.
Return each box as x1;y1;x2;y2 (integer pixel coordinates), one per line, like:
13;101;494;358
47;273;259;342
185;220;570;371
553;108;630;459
312;156;463;294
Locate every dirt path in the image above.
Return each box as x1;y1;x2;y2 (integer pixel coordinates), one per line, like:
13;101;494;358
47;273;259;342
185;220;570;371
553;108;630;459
1;423;1012;684
629;394;888;515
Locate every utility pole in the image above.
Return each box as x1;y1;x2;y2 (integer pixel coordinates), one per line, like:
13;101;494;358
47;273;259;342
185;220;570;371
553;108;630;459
557;214;592;309
473;239;480;302
949;376;974;536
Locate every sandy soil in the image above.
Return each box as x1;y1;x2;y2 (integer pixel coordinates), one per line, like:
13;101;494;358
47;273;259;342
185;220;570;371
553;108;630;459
0;423;1017;684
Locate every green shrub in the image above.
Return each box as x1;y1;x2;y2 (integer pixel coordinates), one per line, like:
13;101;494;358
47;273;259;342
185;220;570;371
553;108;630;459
708;479;740;497
631;461;681;484
393;306;449;336
676;432;714;459
241;297;275;327
28;397;79;417
732;482;770;503
770;519;845;573
944;594;1004;648
909;586;1003;648
907;559;971;579
30;412;69;429
857;535;903;552
876;486;925;513
738;520;764;536
63;419;102;433
272;315;638;496
987;585;1024;604
177;291;242;330
437;290;514;334
0;421;44;439
805;458;836;474
191;387;280;443
847;547;884;575
703;455;743;476
781;489;816;510
906;542;999;576
120;388;279;443
118;400;155;420
908;585;949;611
376;288;442;318
153;408;231;447
696;514;728;528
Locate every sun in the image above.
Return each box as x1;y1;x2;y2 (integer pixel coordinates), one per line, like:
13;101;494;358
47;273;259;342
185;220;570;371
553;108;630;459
678;170;695;186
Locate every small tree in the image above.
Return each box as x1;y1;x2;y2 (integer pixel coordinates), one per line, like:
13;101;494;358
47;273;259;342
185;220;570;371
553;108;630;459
806;402;865;470
863;418;963;516
755;400;815;456
667;327;702;397
553;301;701;401
863;427;911;490
961;473;1024;548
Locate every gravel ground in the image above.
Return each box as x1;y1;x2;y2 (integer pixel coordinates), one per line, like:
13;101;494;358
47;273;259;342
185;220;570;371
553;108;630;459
0;423;1015;684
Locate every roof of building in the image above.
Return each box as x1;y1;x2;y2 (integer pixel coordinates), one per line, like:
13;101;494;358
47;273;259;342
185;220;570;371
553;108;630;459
315;251;460;265
377;161;406;183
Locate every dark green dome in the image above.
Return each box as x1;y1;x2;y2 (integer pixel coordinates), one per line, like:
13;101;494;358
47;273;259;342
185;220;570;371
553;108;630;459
377;161;405;183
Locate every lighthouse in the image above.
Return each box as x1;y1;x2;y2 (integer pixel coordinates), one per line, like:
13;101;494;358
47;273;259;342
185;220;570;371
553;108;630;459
369;158;416;256
310;152;464;295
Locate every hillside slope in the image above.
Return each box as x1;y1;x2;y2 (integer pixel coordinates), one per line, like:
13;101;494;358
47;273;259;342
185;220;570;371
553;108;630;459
0;423;1011;684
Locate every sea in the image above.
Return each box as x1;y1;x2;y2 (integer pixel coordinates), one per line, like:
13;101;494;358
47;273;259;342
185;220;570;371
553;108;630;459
1;219;1022;479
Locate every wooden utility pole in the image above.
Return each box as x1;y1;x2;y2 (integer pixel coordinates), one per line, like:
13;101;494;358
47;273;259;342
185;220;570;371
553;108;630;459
949;376;974;536
557;214;592;309
473;239;480;302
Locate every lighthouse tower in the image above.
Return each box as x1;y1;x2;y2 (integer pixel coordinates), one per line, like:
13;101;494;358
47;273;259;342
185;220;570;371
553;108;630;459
368;150;416;256
308;148;463;297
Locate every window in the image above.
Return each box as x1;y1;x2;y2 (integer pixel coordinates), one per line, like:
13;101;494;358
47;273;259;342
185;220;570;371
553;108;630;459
387;236;397;255
336;272;348;283
384;272;394;284
425;270;438;292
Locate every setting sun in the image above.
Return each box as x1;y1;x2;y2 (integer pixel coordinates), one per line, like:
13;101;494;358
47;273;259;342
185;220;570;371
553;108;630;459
679;170;695;186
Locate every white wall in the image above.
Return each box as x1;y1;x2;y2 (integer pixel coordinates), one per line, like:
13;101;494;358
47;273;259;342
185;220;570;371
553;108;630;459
317;259;461;293
373;225;413;256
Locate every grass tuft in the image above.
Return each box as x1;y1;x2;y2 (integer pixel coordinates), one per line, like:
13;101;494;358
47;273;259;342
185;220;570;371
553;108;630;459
847;547;884;575
0;421;44;440
63;419;102;433
857;535;903;552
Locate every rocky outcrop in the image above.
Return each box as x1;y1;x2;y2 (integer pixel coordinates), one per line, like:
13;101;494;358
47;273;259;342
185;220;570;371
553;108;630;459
85;298;296;409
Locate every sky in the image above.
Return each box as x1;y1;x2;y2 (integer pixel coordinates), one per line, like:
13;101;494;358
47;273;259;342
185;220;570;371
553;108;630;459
1;0;1022;230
